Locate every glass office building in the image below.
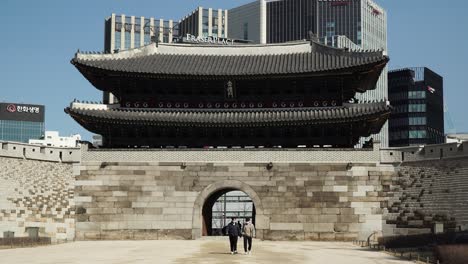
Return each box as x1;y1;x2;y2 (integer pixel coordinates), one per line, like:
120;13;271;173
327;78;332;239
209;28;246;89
0;103;45;143
388;67;444;147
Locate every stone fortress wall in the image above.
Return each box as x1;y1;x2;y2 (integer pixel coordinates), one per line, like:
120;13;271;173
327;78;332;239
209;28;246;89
380;141;468;237
381;142;468;237
76;142;390;241
0;141;80;243
1;140;467;242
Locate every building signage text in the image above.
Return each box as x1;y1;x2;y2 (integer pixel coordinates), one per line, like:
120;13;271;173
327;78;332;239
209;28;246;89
6;104;40;114
185;34;235;45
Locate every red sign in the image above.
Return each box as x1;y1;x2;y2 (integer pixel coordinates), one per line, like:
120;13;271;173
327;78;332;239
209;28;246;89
6;104;16;113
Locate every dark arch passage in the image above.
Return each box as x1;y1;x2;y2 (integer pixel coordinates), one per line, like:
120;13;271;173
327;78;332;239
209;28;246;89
202;188;256;236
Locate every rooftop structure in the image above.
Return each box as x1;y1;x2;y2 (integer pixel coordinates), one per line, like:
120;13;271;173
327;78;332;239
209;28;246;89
29;131;81;148
67;40;389;148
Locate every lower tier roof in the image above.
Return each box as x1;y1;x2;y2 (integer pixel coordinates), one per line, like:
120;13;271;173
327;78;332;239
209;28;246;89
66;101;390;129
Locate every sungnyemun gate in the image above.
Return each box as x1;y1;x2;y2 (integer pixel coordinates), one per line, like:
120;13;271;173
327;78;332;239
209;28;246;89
68;38;398;241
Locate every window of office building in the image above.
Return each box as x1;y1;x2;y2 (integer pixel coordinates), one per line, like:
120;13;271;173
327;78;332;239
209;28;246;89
135;32;141;47
202;9;209;37
163;21;170;43
391;130;408;140
409;130;427;139
125;31;131;49
326;21;335;38
173;22;180;39
115;31;121;50
221;15;226;37
212;12;218;36
408;104;426;112
409;117;426;126
144;20;151;45
408;91;426;99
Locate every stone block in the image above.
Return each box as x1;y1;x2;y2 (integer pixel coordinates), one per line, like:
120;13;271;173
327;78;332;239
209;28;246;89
333;186;348;192
157;229;192;240
304;223;334;232
319;215;338;223
75;180;103;186
304;232;319;240
319;232;336;241
264;230;305;241
301;208;322;215
297;215;319;223
133;230;159;240
270;223;303;231
76;222;100;231
100;230;133;240
340;208;354;215
255;215;270;229
334;223;349;232
335;232;357;241
322;208;340;214
75;196;92;203
83;231;102;240
338;215;360;223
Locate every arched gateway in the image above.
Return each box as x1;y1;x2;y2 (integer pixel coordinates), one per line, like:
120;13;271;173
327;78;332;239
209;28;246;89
192;180;265;239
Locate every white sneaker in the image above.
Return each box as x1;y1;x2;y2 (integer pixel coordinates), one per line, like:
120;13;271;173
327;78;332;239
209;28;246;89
231;252;234;255
244;252;248;255
248;251;251;255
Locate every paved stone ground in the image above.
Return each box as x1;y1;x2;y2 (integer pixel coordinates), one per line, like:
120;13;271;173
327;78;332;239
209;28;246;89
0;240;412;264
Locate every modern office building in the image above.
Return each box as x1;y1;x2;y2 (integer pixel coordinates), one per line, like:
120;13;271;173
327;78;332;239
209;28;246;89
229;0;386;48
178;7;229;39
0;102;45;143
104;14;179;104
29;131;81;148
317;0;388;147
105;14;178;53
229;1;264;43
228;0;389;147
388;67;444;147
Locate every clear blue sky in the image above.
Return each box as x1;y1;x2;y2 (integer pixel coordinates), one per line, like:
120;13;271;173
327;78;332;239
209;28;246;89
1;0;467;141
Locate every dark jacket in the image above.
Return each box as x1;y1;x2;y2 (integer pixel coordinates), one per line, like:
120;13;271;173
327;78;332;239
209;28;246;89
226;222;241;237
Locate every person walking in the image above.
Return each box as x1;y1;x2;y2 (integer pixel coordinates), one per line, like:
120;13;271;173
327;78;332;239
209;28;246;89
226;218;241;254
242;218;255;255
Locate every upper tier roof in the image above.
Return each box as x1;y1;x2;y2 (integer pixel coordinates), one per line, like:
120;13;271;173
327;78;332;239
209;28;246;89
72;40;388;77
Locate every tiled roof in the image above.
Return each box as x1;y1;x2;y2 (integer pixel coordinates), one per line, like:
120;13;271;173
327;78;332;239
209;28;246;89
66;101;391;128
72;41;388;77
